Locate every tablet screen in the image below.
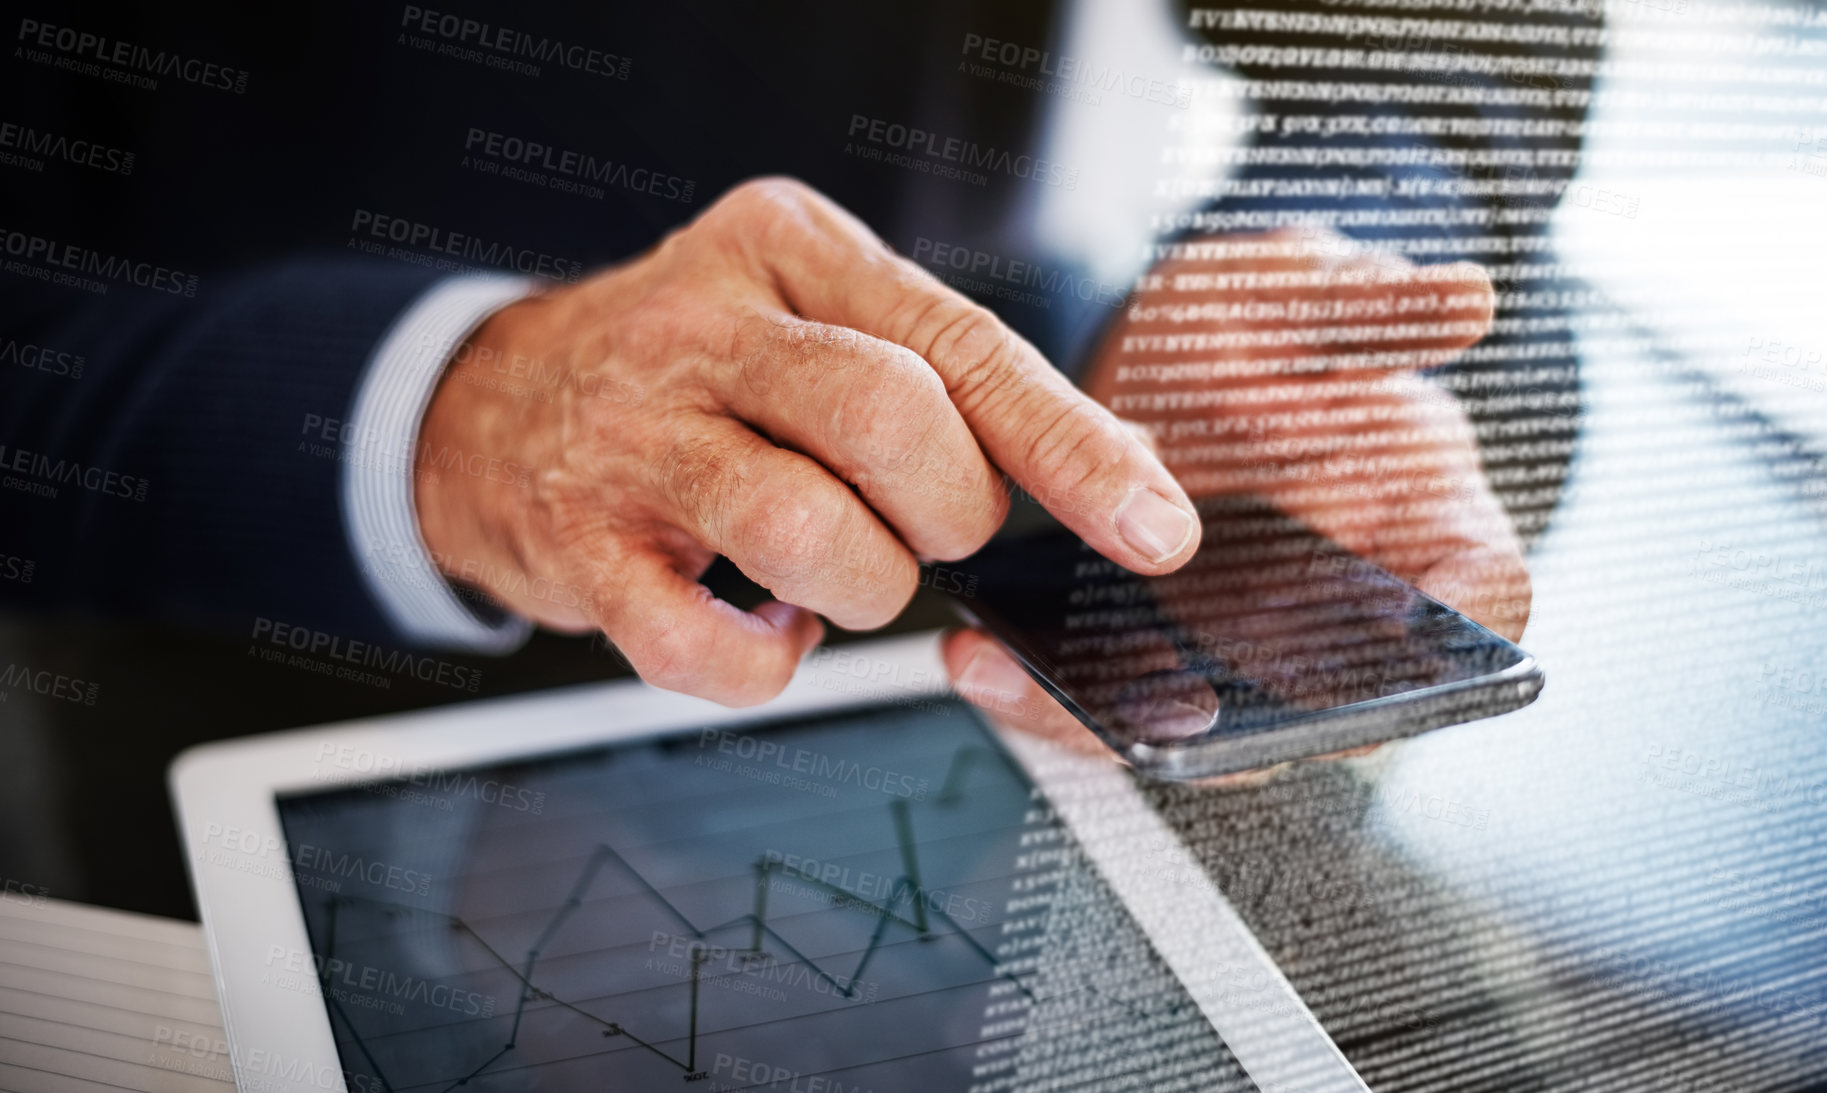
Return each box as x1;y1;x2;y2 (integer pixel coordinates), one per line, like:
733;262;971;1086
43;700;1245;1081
275;700;1258;1092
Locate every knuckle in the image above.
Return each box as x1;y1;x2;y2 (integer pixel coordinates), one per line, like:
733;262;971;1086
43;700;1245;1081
654;430;740;532
786;320;868;386
915;301;1030;405
728;309;789;393
745;481;849;579
841;364;945;478
717;176;820;240
732;175;813;210
834;354;1003;560
1019;402;1129;513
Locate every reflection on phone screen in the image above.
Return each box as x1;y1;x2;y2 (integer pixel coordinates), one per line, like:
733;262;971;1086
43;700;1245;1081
949;495;1530;745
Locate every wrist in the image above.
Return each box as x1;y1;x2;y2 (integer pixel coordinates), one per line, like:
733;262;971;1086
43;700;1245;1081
412;297;545;582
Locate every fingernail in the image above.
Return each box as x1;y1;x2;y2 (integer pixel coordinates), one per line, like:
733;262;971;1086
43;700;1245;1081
1131;698;1217;742
1115;668;1219;742
958;645;1032;701
1116;488;1195;564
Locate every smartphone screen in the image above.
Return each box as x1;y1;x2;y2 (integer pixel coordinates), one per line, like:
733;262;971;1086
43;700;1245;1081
938;494;1537;770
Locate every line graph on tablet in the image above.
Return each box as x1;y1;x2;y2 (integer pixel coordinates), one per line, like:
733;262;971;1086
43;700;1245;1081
315;747;1033;1090
277;706;1195;1092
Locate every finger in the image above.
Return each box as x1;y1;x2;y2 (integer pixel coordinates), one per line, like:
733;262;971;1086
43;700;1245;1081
1350;258;1495;370
1279;379;1532;641
942;615;1216;748
1302;475;1533;645
724;177;1200;576
720;311;1007;560
1413;544;1533;643
1313;477;1531;643
1119;226;1496;385
1298;246;1495;371
942;628;1343;788
597;550;825;707
654;416;919;630
941;628;1110;758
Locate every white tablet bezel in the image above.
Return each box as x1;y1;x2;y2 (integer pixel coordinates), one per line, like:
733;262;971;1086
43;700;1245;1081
172;631;1366;1093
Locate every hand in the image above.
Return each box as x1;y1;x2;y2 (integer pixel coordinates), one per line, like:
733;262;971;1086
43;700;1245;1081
413;177;1200;705
946;226;1528;783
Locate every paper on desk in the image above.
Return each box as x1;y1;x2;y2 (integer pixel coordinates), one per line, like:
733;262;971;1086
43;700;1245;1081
0;894;232;1092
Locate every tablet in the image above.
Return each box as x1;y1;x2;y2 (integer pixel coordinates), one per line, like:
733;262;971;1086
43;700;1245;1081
172;632;1367;1093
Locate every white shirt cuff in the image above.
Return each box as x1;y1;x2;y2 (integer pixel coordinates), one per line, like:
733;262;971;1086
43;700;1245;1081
342;276;538;653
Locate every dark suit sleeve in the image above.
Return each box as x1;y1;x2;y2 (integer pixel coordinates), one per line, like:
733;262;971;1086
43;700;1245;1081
0;259;445;641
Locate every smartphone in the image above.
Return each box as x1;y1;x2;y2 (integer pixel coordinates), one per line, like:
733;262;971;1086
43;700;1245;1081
935;494;1542;780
